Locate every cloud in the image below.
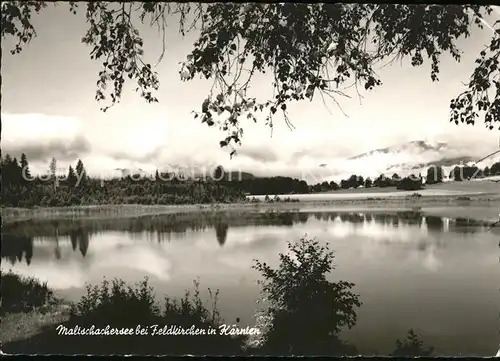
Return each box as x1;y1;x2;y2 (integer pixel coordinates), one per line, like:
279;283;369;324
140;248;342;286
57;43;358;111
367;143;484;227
107;145;168;164
237;144;279;163
2;135;91;162
1;113;92;166
2;113;83;139
1;108;497;182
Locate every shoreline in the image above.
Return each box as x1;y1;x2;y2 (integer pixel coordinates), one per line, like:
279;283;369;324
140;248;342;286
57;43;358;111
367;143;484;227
2;193;499;223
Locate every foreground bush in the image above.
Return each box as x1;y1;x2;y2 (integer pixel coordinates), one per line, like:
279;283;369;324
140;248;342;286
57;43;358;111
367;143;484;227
249;236;361;355
392;329;434;356
1;270;57;316
16;277;245;355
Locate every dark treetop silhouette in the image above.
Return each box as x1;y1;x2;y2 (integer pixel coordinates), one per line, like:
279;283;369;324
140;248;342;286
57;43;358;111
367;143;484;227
1;3;499;156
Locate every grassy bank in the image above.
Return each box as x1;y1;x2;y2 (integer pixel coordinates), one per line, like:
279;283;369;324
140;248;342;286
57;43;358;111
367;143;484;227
324;176;500;195
2;192;499;224
1;274;244;355
2;177;498;223
0;271;72;345
1;271;59;316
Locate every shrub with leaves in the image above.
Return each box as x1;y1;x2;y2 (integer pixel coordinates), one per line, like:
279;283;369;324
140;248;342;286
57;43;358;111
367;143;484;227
14;277;246;355
70;278;161;327
392;329;435;356
163;279;222;327
251;236;361;355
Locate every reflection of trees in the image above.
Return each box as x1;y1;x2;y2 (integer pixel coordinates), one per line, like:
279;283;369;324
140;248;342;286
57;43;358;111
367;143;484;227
2;212;314;241
1;210;490;266
156;230;171;243
1;234;34;265
298;213;309;224
2;211;489;240
25;237;33;265
70;230;78;251
350;213;365;224
7;254;16;265
3;211;488;243
54;225;61;260
311;212;338;222
425;216;444;232
78;229;90;257
215;220;229;246
373;214;386;224
389;215;399;227
61;227;92;258
450;217;487;234
397;211;422;226
339;213;349;223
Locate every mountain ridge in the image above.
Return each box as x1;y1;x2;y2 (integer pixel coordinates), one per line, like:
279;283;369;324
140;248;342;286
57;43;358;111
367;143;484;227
111;140;498;183
348;140;449;161
311;139;500;183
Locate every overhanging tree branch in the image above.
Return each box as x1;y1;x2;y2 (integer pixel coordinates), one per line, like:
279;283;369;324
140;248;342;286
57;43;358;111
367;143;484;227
1;2;499;155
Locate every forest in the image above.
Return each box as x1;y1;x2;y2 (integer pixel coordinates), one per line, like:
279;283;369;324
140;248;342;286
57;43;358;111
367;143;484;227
1;153;499;207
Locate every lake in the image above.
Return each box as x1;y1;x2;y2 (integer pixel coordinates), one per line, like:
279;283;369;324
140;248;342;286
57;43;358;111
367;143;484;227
2;208;499;356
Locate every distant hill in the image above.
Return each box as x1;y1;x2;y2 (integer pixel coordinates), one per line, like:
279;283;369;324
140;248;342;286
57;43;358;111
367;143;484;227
319;140;498;183
387;156;476;172
113;140;497;185
223;171;256;181
348;140;448;160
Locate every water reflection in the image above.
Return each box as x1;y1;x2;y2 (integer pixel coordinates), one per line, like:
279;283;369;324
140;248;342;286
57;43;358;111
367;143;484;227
69;228;90;257
215;220;229;246
1;209;497;355
1;234;33;265
1;211;492;266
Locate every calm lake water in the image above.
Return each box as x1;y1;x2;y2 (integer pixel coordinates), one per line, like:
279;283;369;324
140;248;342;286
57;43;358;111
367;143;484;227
2;208;499;356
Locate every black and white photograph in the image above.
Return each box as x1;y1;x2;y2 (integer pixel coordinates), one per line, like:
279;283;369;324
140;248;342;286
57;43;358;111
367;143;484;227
1;1;499;356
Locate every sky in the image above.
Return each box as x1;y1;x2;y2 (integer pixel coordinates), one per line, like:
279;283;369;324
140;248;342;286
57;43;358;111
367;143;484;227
2;4;500;182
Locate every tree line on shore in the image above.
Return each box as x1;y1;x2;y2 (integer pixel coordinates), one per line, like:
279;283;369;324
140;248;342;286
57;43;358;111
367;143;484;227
307;162;500;192
1;153;499;207
0;154;246;207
